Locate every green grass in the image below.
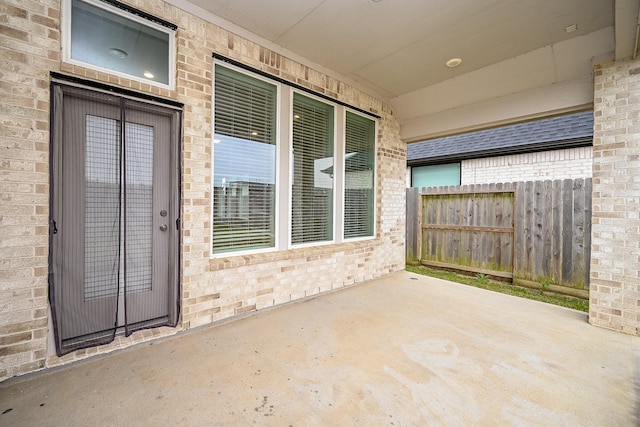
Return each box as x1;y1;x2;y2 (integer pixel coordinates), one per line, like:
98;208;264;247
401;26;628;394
406;264;589;312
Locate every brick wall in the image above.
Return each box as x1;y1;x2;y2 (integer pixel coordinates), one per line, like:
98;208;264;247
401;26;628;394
460;147;593;185
0;0;60;382
589;60;640;335
0;0;406;381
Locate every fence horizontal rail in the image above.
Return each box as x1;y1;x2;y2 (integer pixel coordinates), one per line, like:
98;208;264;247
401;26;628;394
422;225;514;233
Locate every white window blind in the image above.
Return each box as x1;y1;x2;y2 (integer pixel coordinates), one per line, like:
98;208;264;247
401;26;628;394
291;93;334;244
344;112;375;238
213;65;277;254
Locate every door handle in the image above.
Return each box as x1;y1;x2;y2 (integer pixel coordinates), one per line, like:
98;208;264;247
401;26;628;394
159;224;168;231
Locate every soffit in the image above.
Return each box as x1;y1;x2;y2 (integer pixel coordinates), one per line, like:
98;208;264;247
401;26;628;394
185;0;613;98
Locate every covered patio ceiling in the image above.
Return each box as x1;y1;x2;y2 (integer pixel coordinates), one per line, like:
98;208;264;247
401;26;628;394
169;0;639;140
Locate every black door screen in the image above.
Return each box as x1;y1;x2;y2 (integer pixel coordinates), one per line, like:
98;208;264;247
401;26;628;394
49;83;181;356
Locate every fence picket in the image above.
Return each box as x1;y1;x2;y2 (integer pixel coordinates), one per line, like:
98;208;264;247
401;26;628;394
572;179;587;287
542;180;553;278
551;179;563;282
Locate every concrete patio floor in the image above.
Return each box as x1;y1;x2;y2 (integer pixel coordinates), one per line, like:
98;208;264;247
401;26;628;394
1;270;638;426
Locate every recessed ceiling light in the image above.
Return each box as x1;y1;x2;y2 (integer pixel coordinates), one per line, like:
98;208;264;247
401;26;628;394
565;24;577;34
251;131;258;136
108;48;127;59
445;57;463;68
143;71;155;79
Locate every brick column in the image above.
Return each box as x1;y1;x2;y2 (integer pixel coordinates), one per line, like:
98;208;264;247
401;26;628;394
590;59;640;335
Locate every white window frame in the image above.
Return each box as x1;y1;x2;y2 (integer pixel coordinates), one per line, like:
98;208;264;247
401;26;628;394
289;89;338;249
61;0;176;91
210;61;282;258
211;62;377;258
342;108;378;242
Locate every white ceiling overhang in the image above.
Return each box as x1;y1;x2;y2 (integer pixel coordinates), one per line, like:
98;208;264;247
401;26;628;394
169;0;639;141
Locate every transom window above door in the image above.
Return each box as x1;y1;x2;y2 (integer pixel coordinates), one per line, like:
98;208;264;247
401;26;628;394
63;0;176;89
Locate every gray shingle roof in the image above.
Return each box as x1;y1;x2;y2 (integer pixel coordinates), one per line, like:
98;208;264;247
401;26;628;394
407;111;593;165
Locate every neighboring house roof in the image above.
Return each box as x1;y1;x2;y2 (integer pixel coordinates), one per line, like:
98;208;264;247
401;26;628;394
407;111;593;166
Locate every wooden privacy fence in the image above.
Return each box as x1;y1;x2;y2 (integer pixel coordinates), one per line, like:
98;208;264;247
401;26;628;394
406;179;592;290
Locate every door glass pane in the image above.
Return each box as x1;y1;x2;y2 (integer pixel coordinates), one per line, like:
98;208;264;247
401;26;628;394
83;117;154;301
84;115;121;301
124;122;154;294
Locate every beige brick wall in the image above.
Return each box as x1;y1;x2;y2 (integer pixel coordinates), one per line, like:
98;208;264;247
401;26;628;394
590;59;640;335
0;0;405;381
0;0;60;381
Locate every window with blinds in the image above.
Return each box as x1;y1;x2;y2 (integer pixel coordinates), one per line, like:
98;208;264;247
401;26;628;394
344;112;375;238
213;65;277;254
212;61;377;256
291;93;335;244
